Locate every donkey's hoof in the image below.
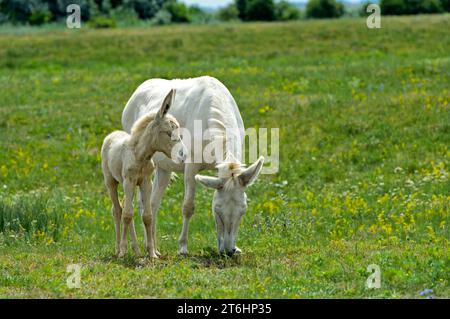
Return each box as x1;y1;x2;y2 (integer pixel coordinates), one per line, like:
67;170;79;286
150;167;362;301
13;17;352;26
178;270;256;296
118;251;126;258
178;246;188;255
234;246;242;254
155;250;161;257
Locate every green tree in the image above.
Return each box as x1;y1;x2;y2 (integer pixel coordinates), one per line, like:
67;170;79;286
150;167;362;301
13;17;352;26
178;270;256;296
380;0;443;15
164;0;189;22
0;0;46;23
217;3;239;21
402;0;441;13
275;0;300;21
247;0;275;21
235;0;248;20
306;0;344;19
441;0;450;11
235;0;275;21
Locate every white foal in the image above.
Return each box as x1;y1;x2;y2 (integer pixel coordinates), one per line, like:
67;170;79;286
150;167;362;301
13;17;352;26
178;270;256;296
101;89;187;258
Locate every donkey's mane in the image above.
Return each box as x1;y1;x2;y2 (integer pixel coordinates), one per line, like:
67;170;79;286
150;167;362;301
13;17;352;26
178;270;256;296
129;112;157;146
207;92;243;164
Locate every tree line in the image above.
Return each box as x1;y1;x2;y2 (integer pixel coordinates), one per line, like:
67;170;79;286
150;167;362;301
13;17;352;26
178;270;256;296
1;0;449;27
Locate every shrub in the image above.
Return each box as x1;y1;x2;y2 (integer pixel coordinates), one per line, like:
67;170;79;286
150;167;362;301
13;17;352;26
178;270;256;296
217;4;240;21
359;1;373;16
0;0;40;23
109;6;140;26
130;0;164;19
236;0;248;20
380;0;407;14
0;11;6;24
188;5;212;24
28;8;52;25
275;0;300;21
151;8;171;25
164;0;190;23
402;0;442;14
380;0;443;15
306;0;344;19
235;0;276;21
441;0;450;11
246;0;275;21
88;15;116;27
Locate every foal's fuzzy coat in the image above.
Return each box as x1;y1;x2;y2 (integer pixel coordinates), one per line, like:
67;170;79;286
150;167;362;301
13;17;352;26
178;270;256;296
101;89;184;258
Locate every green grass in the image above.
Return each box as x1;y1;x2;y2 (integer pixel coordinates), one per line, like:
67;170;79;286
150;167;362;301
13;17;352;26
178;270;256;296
0;15;449;298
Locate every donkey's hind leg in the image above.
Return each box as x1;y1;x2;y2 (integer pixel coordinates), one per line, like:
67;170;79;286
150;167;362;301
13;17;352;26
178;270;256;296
106;178;122;257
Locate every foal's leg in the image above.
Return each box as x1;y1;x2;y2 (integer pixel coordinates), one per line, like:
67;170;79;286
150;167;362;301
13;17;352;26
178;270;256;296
130;219;141;256
150;168;171;256
119;179;135;258
178;164;199;255
106;178;121;256
140;179;158;258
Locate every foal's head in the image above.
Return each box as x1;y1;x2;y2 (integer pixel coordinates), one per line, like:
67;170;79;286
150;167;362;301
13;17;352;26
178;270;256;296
136;89;187;163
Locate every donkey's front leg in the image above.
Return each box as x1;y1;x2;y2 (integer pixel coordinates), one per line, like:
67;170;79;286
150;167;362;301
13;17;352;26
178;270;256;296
178;165;199;255
140;180;158;258
119;179;135;258
150;168;171;256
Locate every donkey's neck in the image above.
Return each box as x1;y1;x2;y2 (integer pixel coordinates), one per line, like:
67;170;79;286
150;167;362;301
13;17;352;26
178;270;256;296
130;128;156;164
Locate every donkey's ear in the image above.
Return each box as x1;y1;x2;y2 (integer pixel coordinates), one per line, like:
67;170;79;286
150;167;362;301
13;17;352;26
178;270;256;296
239;156;264;187
157;89;175;119
195;175;223;190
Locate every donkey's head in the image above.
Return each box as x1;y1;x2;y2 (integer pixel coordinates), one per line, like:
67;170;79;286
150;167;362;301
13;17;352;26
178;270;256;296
195;156;264;255
148;89;187;163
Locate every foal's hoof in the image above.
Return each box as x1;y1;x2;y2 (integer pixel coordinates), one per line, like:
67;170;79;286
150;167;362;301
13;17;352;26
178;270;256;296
234;246;242;254
155;250;161;257
133;248;142;257
118;251;126;258
147;249;159;259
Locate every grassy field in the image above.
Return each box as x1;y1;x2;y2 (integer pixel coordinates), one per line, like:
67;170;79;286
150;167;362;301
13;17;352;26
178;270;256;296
0;15;449;298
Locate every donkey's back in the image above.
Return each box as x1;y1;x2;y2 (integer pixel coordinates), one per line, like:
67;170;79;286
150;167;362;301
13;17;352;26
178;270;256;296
122;76;245;157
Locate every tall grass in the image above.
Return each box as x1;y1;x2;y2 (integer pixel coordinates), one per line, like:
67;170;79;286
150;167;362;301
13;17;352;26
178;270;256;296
0;193;61;243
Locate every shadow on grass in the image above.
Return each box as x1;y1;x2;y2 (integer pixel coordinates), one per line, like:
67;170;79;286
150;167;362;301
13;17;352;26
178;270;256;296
97;246;246;269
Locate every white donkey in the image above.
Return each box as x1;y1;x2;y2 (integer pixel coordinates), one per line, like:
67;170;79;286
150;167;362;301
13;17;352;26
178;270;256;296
102;89;187;258
122;76;264;256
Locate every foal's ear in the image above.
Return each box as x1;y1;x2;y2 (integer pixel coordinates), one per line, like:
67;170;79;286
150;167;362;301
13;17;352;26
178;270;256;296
239;156;264;187
157;89;175;119
195;175;223;190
